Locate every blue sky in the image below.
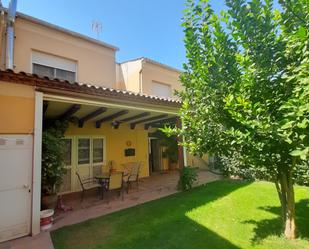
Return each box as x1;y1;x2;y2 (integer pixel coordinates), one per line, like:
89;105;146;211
1;1;279;70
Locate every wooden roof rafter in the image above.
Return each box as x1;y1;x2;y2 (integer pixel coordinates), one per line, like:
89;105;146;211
144;116;177;130
78;107;107;128
96;110;129;128
130;114;168;129
58;104;81;121
43;101;49;117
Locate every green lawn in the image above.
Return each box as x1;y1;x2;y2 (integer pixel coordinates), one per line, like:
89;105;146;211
51;180;309;249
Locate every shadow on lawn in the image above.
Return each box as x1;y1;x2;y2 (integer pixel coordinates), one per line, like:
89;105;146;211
52;180;250;249
244;198;309;244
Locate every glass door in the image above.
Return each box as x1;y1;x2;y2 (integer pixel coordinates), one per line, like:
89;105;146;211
76;137;91;189
92;137;105;177
59;137;73;193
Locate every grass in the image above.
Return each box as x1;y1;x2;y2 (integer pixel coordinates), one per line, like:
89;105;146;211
51;180;309;249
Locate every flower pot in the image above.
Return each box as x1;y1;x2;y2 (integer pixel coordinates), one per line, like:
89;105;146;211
41;194;58;210
40;209;54;231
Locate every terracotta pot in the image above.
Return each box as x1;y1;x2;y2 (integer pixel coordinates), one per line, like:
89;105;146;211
41;194;58;210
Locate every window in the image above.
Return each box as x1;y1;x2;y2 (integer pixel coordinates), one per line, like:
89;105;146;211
32;51;77;82
93;138;104;163
151;81;172;98
63;139;72;166
33;64;76;82
78;138;90;165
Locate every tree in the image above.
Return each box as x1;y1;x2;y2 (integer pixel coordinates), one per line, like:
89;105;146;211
175;0;308;239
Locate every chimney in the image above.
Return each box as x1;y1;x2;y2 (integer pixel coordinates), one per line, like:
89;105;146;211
5;0;17;70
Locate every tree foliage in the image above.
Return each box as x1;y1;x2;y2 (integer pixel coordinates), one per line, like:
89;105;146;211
172;0;309;239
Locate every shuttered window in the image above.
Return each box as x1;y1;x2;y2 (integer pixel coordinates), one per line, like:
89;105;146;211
32;51;77;82
151;81;172;98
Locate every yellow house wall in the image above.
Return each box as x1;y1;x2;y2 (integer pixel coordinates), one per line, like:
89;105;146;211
186;152;209;169
117;59;182;99
116;60;142;92
13;17;116;88
65;122;150;178
0;82;35;134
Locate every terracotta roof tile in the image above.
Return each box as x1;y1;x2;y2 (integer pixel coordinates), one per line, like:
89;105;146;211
0;70;181;107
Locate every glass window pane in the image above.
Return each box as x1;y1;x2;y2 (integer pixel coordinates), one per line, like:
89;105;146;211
33;63;54;78
78;138;90;165
56;68;76;82
93;139;103;163
63;139;72;166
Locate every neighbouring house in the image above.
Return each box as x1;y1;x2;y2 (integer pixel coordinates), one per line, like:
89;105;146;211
0;0;208;243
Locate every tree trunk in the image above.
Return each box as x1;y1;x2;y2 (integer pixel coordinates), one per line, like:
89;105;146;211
275;167;296;239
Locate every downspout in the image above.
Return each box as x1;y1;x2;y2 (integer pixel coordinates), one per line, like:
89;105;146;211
139;58;145;93
5;0;17;70
0;1;5;69
138;68;142;93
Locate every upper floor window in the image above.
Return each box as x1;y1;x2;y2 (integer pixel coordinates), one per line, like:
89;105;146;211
32;51;77;82
151;81;172;98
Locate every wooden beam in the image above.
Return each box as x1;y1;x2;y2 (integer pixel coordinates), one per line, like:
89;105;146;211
144;117;177;129
96;110;129;128
43;101;49;117
130;114;168;129
119;112;151;123
78;107;107;128
58;104;81;121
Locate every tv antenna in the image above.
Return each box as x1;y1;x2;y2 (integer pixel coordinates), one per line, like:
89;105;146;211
92;20;102;39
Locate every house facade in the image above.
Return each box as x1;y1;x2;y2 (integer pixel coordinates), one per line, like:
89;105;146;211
0;1;206;243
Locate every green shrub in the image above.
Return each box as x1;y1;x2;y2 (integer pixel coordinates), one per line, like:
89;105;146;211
217;154;309;186
41;120;68;195
178;166;198;191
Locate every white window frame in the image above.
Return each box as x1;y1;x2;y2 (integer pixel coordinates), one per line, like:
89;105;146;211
60;136;106;193
77;136;92;166
76;136;106;171
92;136;106;166
31;50;77;81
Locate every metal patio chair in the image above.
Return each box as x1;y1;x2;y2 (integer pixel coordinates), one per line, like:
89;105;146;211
122;162;141;193
103;172;124;202
76;172;102;201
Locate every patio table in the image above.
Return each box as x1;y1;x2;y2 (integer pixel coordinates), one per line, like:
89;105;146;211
95;173;110;199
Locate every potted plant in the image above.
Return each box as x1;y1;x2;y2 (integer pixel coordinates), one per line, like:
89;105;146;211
156;130;178;170
41;120;68;209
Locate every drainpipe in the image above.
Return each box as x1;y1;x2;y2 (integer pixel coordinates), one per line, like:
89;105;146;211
138;68;142;93
139;58;146;93
5;0;17;70
0;1;5;68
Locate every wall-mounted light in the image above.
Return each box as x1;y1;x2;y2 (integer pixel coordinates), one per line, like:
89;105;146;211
111;121;120;129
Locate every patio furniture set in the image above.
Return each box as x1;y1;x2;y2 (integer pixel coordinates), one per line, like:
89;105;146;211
76;161;141;202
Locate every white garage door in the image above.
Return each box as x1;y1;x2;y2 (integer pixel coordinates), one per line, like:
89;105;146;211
0;135;32;242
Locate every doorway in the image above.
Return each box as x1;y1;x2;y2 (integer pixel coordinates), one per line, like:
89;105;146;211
148;138;161;174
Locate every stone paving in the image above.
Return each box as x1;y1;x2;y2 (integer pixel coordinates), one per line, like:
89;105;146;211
5;170;221;249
